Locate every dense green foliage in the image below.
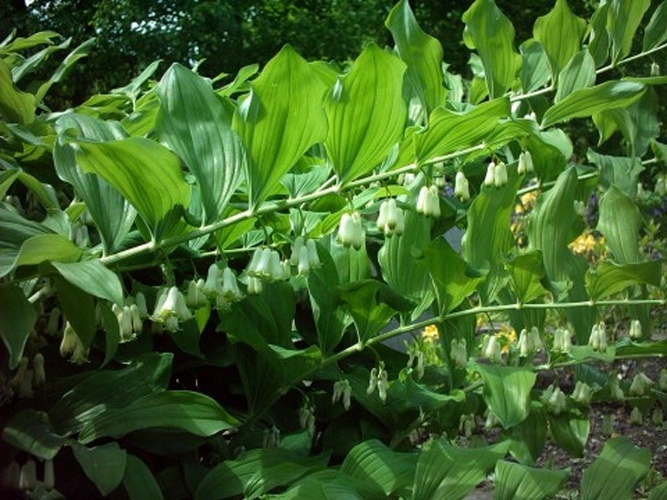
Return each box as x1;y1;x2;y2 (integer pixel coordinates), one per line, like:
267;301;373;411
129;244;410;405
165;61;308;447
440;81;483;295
1;0;667;498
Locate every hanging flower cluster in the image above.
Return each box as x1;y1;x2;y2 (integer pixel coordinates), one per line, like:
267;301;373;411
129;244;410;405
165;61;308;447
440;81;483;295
338;212;365;250
367;362;389;402
484;160;508;188
553;327;572;353
416;185;441;217
588;321;608;351
629;319;642;339
376;198;405;236
332;379;353;410
450;338;467;369
517;151;534;175
571;381;592;404
289;236;321;276
541;384;567;415
454;171;470;201
151;286;192;333
59;321;88;364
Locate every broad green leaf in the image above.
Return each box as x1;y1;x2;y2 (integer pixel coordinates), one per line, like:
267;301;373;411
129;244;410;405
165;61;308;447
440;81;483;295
413;440;508;500
123;454;164;500
648;481;667;500
79;390;238;444
542;81;646;128
533;0;587;78
580;438;651;500
378;198;434;320
15;234;82;268
341;440;416;496
415;98;509;164
527;168;595;343
0;284;37;369
234;45;328;207
156;64;244;223
494;460;569;500
519;40;551;93
308;244;351;354
587;3;611;67
11;36;71;82
386;0;446;116
586;260;661;301
587;150;643;198
1;409;66;460
75;138;190;239
52;260;124;306
555;50;596;103
273;469;379;499
72;441;127;496
338;280;400;343
423;238;485;315
461;166;520;303
506;251;549;305
112;60;161;99
325;44;406;184
596;185;642;263
462;0;521;98
194;448;329;500
0;169;20;199
388;378;466;414
54;113;135;254
0;59;34;125
473;363;536;428
643;1;667;51
607;0;650;64
16;170;59;210
49;352;172;435
548;412;589;457
508;408;547;464
0;208;54;277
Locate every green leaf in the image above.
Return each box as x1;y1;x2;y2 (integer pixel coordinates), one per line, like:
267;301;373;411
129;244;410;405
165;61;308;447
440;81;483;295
34;38;94;104
72;441;127;496
643;1;667;51
415;98;509;164
79;390;239;444
548;412;589;458
473;363;536;428
341;440;416;496
596;185;642;263
15;234;82;268
0;284;36;369
56;276;97;348
533;0;587;78
580;438;651;500
123;454;164;500
607;0;650;64
272;469;379;499
49;352;172;435
386;0;446;116
75;138;190;239
586;260;661;301
587;4;611;67
542;81;646;128
1;409;66;460
508;408;547;464
325;44;406;185
156;64;244;223
462;0;521;98
413;440;508;500
506;251;549;304
648;481;667;500
234;45;328;207
461;166;520;302
194;448;329;500
338;280;399;343
519;39;551;93
0;59;34;125
555;50;596;103
54;113;135;254
587;150;643;197
52;260;124;307
423;238;485;315
494;460;569;500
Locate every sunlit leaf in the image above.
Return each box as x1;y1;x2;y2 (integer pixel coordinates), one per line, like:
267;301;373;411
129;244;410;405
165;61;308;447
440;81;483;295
325;44;406;184
586;260;661;301
587;3;611;67
548;412;589;457
494;460;569;500
607;0;650;64
234;45;328;207
508;408;547;464
596;185;642;263
156;64;245;223
580;438;651;500
542;81;646;128
519;39;551;93
386;0;446;116
462;0;521;98
555;50;596;103
587;150;644;199
533;0;587;78
15;234;82;267
338;280;400;343
0;59;34;125
52;259;124;307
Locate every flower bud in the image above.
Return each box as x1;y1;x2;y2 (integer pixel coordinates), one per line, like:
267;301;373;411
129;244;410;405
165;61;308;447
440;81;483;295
630;407;643;425
427;185;441;217
342;383;352;411
19;459;37;491
297;245;310;276
304;240;319;269
518;328;533;358
255;248;273;278
247;248;264;275
119;305;134;341
651;61;660;77
484;162;496;187
247;276;263;295
629;319;642;340
553;327;572;353
518;151;534;175
572;381;591;404
9;356;29;390
541;385;567;415
482;335;501;362
629;372;653;397
44;459;55;490
32;353;46;387
221;267;244;301
484;410;499;430
610;379;624;400
655;176;666;196
46;307;61;337
377;368;389;402
652;407;664;427
588;322;607;352
493;161;508;188
450;338;467;369
454;171;470;201
367;367;378;395
60;322;87;363
290;236;305;266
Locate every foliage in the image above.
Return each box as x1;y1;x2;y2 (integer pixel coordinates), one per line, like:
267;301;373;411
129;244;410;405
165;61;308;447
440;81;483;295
1;0;667;498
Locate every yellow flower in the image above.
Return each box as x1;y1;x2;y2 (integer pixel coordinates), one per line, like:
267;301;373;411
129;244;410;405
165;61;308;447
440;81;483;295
423;325;439;342
496;325;517;354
